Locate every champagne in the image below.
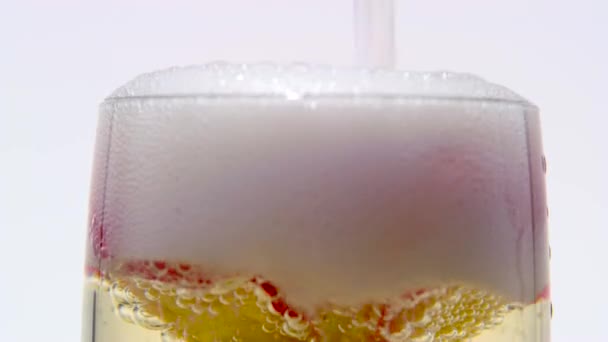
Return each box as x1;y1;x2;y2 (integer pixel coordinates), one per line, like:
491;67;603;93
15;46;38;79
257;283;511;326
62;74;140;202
82;64;550;341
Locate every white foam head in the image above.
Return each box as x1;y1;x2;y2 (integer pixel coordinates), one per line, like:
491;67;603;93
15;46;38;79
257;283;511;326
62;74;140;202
108;63;531;103
89;63;546;311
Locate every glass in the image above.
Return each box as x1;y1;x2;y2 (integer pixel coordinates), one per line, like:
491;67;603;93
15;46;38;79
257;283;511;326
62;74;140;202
81;64;550;341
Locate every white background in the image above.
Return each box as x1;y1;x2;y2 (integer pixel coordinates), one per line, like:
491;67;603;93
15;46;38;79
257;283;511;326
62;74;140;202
1;0;606;341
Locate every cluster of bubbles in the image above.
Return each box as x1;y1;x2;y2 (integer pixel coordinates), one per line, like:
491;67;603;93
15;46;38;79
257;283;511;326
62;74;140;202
102;261;517;342
103;263;313;341
382;287;516;341
308;286;516;342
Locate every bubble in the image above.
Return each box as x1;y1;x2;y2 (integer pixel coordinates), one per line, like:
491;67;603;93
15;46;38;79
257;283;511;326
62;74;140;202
261;322;277;333
116;303;135;323
207;301;221;316
132;306;167;330
134;278;152;289
284;312;309;332
265;314;280;325
201;293;216;303
144;288;160;301
191;302;205;315
219;293;234;305
175;294;196;309
233;287;248;300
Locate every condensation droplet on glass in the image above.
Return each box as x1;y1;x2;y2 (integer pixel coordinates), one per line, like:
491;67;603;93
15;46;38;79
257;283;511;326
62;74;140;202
542;155;547;173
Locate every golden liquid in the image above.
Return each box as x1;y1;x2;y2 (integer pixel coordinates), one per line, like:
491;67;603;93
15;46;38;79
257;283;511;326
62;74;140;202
82;261;550;342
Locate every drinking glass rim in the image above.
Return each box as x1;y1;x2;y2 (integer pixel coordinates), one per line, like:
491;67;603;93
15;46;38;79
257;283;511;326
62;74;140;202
102;63;538;110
